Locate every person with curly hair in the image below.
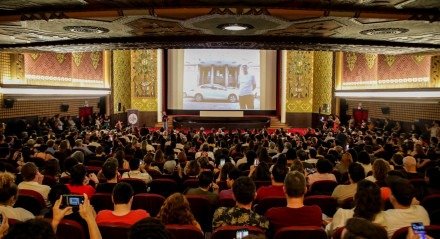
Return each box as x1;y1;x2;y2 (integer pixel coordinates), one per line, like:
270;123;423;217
325;179;385;236
156;193;201;231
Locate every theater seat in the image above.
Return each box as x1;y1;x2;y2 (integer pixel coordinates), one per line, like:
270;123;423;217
304;195;338;217
15;189;46;216
391;225;440;239
185;195;214;232
149;178;178;197
57;219;86;239
166;224;204;239
182;179;199;193
308;180;338;196
90;193;113;212
120;178;148;194
98;223;130;239
273;226;327;239
132;193;166;217
219;197;236;208
422;194;440;225
211;225;264;239
253;196;286;215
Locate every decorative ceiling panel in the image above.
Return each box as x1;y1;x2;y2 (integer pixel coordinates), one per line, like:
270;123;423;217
0;1;438;54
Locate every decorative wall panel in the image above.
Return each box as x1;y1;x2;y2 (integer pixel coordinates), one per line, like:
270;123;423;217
112;50;131;113
285;50;314;113
22;52;104;88
341;52;433;89
130;50;158;112
312;52;333;115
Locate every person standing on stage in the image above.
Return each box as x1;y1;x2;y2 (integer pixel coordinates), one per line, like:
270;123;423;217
238;64;256;110
162;111;168;131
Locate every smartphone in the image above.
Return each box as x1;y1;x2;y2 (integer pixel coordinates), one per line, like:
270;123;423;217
236;229;249;239
220;159;225;167
62;195;85;207
411;222;426;239
254;159;259;166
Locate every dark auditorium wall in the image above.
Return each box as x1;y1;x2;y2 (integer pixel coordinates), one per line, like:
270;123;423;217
0;97;100;120
345;99;440;123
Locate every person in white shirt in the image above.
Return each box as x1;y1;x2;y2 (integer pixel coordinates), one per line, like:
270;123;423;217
383;177;430;238
17;162;51;206
0;172;34;221
331;163;365;205
326;180;385;236
122;157;152;184
307;158;337;186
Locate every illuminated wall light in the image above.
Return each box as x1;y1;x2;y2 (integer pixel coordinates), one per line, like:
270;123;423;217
334;91;440;98
0;87;110;95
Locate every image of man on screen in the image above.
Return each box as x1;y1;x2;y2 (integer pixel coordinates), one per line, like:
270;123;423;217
238;65;256;109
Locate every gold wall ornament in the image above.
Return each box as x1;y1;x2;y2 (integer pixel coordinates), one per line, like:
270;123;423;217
346;52;357;72
313;52;333;114
90;52;101;70
30;53;40;61
431;56;440;87
113;50;132;112
412;54;425;64
385;55;396;67
56;53;66;64
72;52;84;67
364;53;377;70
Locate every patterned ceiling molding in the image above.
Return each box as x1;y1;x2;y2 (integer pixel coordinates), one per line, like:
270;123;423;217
346;52;357;72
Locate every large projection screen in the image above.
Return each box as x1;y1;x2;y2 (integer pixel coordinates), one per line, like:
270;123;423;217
167;49;277;111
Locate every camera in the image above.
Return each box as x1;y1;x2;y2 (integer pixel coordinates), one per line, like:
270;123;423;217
411;222;426;239
62;195;84;207
220;159;225;167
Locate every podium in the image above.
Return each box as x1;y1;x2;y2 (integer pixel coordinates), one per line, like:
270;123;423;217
79;106;93;119
352;109;368;125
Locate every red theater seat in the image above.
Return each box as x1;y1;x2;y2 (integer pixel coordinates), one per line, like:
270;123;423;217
132;193;166;217
211;226;264;239
166;224;204;239
274;226;327;239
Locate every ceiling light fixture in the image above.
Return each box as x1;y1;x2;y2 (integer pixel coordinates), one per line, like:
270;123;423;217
217;23;254;31
63;26;109;34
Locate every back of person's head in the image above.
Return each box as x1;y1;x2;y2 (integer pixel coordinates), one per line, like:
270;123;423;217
102;160;118;181
316;158;333;174
21;162;38;181
342;217;388;239
284;171;306;198
227;168;242;181
349;163;365;183
285;148;297;160
0;172;17;203
372;158;390;184
198;171;213;188
309;148;317;158
232;176;256;205
129;157;141;170
70;163;87;185
353;180;382;221
64;157;79;173
357;151;371;165
4;218;56;239
402;156;416;168
48;183;70;206
158;193;195;225
289;159;305;175
271;163;288;183
129;217;173;239
112;182;134;205
389;176;414;207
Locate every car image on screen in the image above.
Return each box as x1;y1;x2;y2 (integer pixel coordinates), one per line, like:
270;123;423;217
185;84;239;103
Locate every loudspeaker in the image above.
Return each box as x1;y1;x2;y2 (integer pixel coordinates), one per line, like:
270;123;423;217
60;104;69;112
3;98;14;108
381;106;390;114
99;96;106;115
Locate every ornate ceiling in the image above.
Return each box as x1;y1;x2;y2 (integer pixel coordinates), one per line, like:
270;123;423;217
0;0;439;54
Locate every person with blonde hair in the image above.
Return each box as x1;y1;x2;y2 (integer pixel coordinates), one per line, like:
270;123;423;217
0;172;34;221
157;193;201;230
335;152;353;174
